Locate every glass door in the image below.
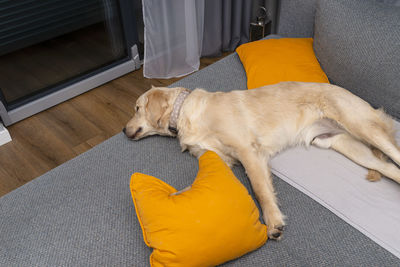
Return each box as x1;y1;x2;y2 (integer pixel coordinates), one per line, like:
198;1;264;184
0;0;141;125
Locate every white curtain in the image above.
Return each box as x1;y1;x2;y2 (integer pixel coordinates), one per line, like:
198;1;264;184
142;0;205;78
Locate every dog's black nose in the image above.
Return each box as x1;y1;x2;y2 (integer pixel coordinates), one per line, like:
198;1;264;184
122;127;126;134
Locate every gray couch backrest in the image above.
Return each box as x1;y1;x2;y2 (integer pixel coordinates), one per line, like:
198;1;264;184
275;0;317;37
274;0;400;120
275;0;400;37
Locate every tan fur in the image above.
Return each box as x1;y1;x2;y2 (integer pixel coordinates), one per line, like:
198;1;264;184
125;81;400;240
367;148;386;182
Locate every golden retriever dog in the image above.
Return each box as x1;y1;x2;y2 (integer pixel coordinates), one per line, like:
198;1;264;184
124;82;400;240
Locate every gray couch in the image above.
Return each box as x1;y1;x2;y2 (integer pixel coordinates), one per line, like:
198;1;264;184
1;0;400;266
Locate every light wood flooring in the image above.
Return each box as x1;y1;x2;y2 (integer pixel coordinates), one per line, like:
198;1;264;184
0;53;230;197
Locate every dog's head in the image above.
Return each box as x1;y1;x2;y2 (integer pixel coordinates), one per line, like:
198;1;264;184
123;86;186;140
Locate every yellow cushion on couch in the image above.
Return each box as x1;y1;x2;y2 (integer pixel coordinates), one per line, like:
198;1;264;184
130;151;267;267
236;38;329;89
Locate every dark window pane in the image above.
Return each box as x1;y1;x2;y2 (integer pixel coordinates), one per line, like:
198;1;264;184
0;0;127;106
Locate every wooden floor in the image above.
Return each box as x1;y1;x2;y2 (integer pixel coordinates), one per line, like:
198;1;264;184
0;53;230;197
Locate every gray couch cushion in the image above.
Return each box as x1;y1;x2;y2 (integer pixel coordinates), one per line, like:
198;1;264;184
313;0;400;119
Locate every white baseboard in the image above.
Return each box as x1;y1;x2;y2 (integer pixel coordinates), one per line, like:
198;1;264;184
0;123;11;146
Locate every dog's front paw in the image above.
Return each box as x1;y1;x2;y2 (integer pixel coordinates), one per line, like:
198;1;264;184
264;213;286;241
267;224;285;240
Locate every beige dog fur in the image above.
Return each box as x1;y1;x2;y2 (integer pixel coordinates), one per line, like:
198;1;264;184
124;82;400;240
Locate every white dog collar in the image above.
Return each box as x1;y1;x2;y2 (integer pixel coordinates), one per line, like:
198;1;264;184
169;89;190;134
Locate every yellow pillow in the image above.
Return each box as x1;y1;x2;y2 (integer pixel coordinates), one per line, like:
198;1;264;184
130;151;267;267
236;38;329;89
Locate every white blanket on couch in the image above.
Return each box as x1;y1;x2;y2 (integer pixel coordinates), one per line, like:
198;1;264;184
270;120;400;258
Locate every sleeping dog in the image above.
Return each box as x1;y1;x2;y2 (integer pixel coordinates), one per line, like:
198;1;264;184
124;82;400;240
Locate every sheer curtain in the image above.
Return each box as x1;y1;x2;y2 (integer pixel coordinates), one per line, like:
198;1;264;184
142;0;278;78
142;0;204;78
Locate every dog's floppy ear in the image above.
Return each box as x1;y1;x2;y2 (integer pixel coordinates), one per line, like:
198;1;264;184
145;90;170;128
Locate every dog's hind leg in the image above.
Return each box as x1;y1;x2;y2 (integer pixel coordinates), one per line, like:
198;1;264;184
312;133;400;184
345;121;400;169
325;98;400;168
